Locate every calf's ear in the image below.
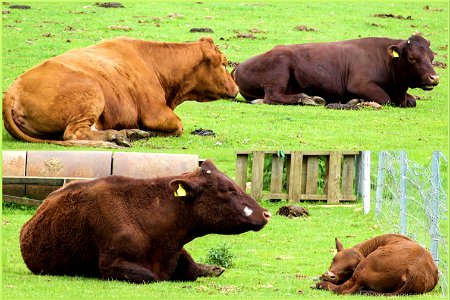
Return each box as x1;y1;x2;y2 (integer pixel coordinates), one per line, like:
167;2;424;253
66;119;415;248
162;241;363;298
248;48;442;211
335;238;344;252
387;45;402;58
170;179;203;199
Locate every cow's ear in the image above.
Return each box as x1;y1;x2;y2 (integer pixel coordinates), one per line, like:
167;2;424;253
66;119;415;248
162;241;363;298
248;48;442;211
200;39;222;67
170;179;203;199
199;36;215;45
200;159;220;174
335;238;344;252
387;45;402;58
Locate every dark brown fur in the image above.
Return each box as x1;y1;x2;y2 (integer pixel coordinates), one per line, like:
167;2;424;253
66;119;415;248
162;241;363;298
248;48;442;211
20;160;271;283
316;234;439;295
233;35;439;107
3;37;238;147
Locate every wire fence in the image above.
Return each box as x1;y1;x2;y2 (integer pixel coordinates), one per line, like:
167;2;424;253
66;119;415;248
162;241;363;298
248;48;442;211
371;150;448;296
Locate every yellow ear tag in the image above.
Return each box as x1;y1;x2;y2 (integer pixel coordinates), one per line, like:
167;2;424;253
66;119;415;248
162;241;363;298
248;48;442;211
174;184;187;197
392;50;399;58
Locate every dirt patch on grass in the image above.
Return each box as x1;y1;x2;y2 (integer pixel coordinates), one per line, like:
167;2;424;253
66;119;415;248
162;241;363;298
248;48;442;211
371;13;412;20
95;2;124;8
294;25;318;32
190;28;214;33
9;4;31;9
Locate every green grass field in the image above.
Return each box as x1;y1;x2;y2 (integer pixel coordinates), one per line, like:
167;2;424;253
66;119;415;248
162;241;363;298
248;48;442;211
1;1;449;299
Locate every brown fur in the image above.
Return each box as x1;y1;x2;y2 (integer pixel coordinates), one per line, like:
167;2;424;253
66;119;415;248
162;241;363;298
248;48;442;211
3;37;238;147
316;234;439;295
233;35;438;107
19;160;271;283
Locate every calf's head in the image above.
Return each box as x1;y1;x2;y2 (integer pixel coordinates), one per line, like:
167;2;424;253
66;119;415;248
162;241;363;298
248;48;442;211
189;37;238;101
321;238;363;284
387;35;439;90
170;160;270;235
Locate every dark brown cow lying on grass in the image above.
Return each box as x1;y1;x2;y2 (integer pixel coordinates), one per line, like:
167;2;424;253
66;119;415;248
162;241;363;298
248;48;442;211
316;234;439;295
3;37;238;147
232;35;439;107
20;160;271;283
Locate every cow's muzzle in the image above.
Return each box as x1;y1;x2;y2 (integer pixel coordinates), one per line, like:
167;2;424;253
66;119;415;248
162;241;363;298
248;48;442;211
263;211;271;221
422;74;440;90
321;271;338;283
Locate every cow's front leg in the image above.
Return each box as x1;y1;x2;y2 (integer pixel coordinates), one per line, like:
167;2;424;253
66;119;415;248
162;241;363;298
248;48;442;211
403;93;417;107
316;278;361;294
139;104;184;137
346;82;392;106
169;249;199;281
99;255;157;283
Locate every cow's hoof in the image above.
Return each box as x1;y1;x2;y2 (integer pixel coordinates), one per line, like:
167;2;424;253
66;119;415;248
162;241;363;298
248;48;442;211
126;129;151;141
301;97;318;106
312;96;326;106
110;134;132;147
197;263;225;277
348;99;362;106
250;99;265;104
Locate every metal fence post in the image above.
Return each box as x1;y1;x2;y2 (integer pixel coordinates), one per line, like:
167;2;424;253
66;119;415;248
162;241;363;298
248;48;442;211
399;151;407;235
375;151;386;218
430;151;440;264
361;151;371;214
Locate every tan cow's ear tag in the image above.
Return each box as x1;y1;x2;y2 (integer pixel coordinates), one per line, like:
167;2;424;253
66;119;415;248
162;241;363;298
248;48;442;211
392;50;399;58
174;184;187;197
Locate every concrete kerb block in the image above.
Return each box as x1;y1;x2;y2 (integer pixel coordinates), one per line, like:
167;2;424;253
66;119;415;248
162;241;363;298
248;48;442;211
2;151;27;197
25;151;112;200
112;152;199;178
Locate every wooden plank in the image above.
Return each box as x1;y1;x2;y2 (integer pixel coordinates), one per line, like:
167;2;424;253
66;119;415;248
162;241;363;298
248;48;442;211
341;155;356;196
267;192;289;200
339;195;357;201
288;151;303;202
251;151;265;200
236;150;293;155
285;154;291;194
300;155;307;194
327;152;342;204
2;194;42;206
305;156;319;195
269;155;284;199
300;194;328;201
235;154;249;190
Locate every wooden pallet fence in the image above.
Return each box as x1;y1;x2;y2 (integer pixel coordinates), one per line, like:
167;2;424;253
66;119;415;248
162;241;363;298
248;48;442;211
235;151;361;203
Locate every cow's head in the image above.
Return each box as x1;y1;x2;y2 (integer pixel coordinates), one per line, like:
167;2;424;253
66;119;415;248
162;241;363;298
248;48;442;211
188;37;238;101
387;35;439;90
320;238;363;284
169;159;270;235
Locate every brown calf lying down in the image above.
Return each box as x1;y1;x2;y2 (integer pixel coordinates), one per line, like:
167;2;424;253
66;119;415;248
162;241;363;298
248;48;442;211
20;160;271;283
316;234;439;295
3;37;238;147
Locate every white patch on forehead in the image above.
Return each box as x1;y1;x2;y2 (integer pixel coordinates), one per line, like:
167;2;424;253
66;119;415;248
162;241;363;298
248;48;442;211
243;206;253;217
206;170;211;174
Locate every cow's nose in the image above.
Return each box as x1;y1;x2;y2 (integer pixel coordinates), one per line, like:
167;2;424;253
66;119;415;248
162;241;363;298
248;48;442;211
263;211;271;220
429;74;439;85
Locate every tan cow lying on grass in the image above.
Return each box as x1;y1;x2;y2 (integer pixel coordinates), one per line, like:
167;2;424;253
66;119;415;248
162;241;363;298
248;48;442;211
316;234;439;295
3;37;238;147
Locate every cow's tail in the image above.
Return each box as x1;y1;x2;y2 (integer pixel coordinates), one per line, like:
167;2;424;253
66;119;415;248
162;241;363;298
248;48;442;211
2;90;119;148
